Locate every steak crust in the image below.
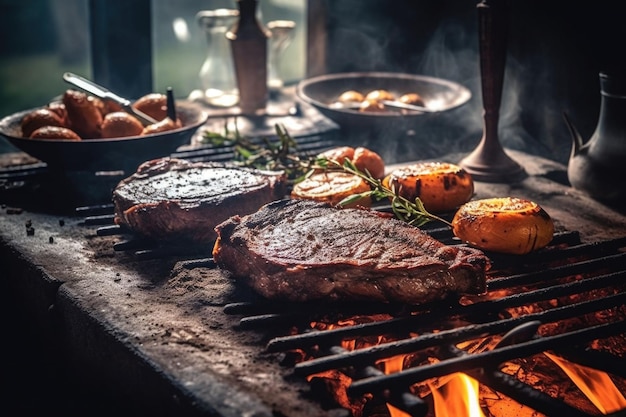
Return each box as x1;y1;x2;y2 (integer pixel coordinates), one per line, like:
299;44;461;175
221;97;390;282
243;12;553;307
213;199;489;304
112;157;287;243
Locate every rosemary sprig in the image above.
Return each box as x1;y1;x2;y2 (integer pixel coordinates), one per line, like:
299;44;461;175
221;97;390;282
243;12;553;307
203;121;450;228
202;121;314;183
322;158;452;228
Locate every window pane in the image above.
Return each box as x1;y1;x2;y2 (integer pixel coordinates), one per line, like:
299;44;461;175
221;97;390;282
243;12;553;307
0;0;91;153
152;0;306;99
0;0;91;117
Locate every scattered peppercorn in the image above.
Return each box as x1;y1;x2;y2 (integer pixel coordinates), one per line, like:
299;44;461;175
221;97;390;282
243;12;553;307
59;219;65;227
25;219;32;228
49;236;54;244
26;227;35;236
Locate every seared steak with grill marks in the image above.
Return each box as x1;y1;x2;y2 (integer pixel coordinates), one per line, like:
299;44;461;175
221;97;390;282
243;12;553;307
112;157;287;244
213;199;489;304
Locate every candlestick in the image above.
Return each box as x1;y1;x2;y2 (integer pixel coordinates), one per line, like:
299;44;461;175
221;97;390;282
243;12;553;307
459;0;526;183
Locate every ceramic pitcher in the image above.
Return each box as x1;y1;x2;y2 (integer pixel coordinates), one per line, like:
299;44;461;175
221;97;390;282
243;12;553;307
565;71;626;203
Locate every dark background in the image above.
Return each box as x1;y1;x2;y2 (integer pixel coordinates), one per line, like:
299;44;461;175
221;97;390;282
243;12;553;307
322;0;626;164
1;0;624;163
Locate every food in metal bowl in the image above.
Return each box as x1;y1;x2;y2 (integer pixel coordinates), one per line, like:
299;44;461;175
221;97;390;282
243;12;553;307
398;92;425;106
332;88;426;113
0;99;208;172
18;89;182;140
29;125;81;140
101;112;144;138
337;90;365;104
20;108;66;137
132;93;168;121
296;72;472;131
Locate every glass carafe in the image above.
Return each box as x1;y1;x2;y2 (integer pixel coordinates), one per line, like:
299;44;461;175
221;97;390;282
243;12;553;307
267;20;296;92
196;9;239;107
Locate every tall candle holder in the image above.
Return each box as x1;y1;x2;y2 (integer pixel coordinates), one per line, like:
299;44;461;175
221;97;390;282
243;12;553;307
459;0;526;183
267;20;296;93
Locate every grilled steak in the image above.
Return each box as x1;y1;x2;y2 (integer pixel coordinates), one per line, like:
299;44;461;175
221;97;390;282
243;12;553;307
112;157;287;244
213;199;489;304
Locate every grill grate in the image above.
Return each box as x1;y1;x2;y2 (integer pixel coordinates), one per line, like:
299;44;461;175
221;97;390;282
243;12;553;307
77;195;626;416
223;231;626;417
69;155;626;416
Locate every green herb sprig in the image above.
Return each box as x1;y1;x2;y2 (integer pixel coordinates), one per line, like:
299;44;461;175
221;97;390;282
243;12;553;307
203;121;450;228
202;121;314;184
320;158;452;228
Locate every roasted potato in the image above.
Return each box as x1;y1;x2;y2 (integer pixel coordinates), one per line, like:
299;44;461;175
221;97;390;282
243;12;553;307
399;93;425;106
452;197;555;255
101;112;144;138
365;89;394;102
141;117;182;135
359;99;386;113
29;126;81;140
62;89;103;139
337;90;364;104
291;171;372;208
383;162;474;213
46;101;67;122
133;93;168;121
21;108;66;137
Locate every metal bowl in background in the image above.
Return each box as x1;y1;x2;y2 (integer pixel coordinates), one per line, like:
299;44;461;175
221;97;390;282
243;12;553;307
0;101;208;173
296;71;472;131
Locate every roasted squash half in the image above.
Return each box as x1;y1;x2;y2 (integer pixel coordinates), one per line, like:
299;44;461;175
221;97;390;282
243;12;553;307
382;162;474;213
452;197;555;255
291;171;372;207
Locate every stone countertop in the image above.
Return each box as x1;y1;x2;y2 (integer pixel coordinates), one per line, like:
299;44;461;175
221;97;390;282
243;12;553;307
1;149;625;416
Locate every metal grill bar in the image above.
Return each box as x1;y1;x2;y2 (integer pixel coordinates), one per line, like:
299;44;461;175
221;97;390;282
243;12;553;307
0;162;47;179
487;252;626;290
263;270;626;352
555;346;626;378
475;367;592;417
439;344;593;417
172;136;339;163
327;345;428;417
347;320;626;396
246;235;626;416
487;236;626;269
290;292;626;376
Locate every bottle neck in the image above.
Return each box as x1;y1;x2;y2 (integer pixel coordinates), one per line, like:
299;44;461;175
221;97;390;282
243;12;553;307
237;0;258;23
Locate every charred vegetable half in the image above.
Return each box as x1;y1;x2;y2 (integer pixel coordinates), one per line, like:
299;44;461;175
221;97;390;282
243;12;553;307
452;197;555;255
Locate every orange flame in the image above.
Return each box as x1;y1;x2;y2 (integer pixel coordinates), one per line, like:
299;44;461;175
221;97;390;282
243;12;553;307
429;373;486;417
379;355;412;417
544;352;626;414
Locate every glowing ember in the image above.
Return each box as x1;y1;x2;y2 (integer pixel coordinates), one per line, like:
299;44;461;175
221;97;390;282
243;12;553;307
545;352;626;414
429;373;485;417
